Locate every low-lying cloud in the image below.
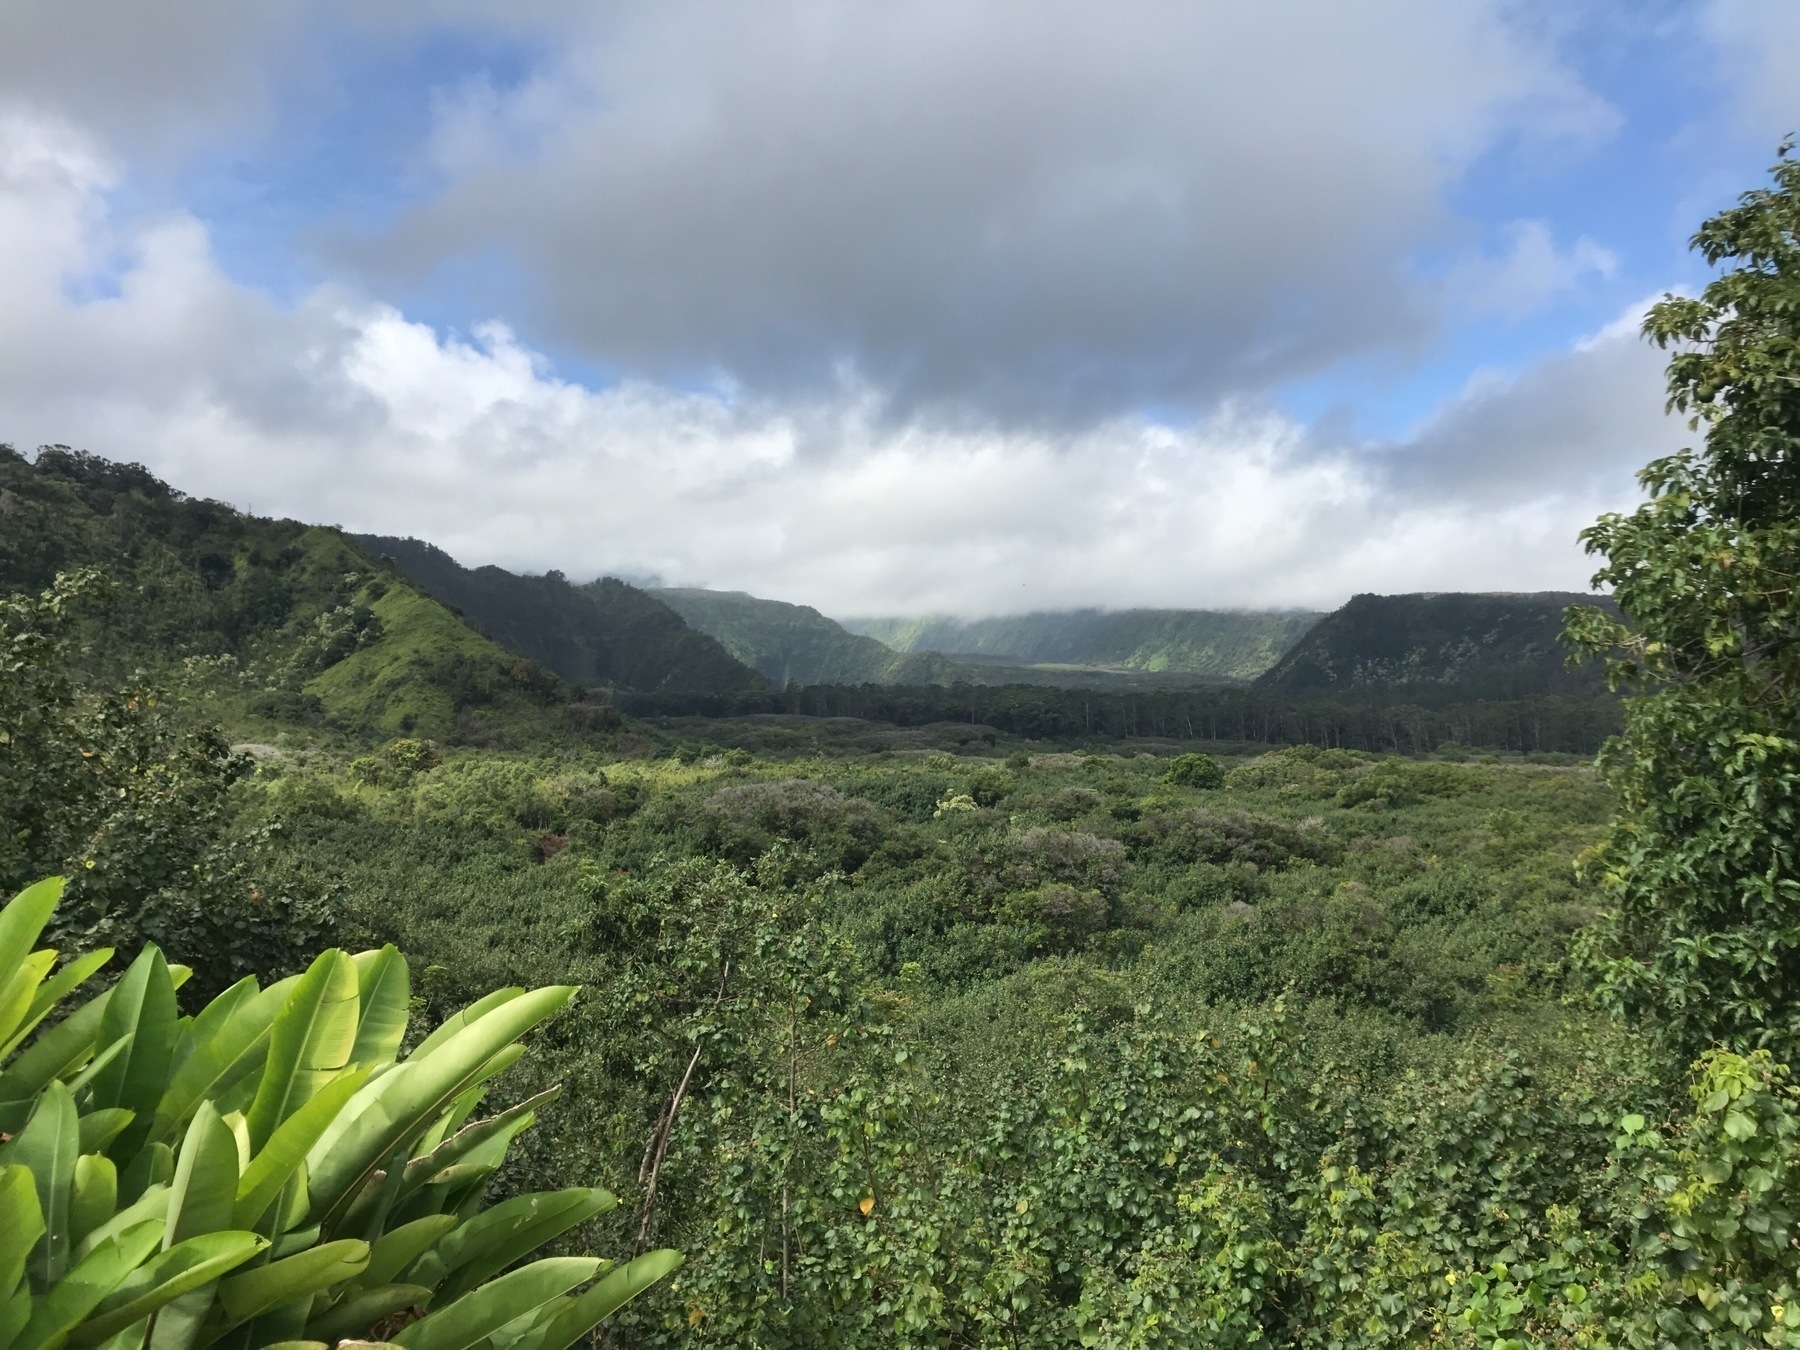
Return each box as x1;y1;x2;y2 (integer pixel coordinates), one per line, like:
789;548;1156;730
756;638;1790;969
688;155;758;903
0;106;1676;618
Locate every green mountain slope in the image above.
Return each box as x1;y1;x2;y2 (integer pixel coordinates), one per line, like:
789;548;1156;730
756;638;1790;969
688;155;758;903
1252;591;1615;704
355;536;768;696
651;587;964;687
0;446;585;741
841;608;1320;680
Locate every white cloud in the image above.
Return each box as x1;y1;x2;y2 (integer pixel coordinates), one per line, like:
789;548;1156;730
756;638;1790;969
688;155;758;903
0;108;1662;617
1452;220;1618;318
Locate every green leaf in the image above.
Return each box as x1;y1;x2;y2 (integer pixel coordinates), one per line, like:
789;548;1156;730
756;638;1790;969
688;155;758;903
348;950;409;1069
0;954;60;1061
406;991;522;1065
357;1216;455;1291
7;949;113;1063
305;988;575;1230
70;1157;118;1250
9;1081;78;1286
74;1189;167;1266
0;1165;46;1298
11;1219;163;1350
302;1283;430;1346
71;1231;267;1346
246;955;359;1155
434;1190;616;1304
233;1068;370;1232
151;979;296;1146
77;1113;134;1159
529;1251;682;1350
390;1258;599;1350
1722;1110;1757;1141
397;1091;557;1204
0;990;112;1107
164;1106;239;1249
0;883;65;993
212;1240;369;1329
92;950;178;1165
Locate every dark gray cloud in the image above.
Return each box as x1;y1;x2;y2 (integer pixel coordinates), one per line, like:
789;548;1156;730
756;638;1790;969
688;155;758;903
349;0;1613;421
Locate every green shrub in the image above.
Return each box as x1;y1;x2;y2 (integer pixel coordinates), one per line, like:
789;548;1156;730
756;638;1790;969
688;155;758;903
1163;753;1223;789
0;876;680;1350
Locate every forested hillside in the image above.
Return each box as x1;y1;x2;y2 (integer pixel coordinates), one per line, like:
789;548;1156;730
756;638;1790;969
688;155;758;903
357;536;768;697
843;606;1319;680
1255;590;1614;704
0;446;597;742
651;586;963;685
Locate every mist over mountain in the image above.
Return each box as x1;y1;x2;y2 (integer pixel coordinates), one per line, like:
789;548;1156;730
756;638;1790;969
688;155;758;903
842;608;1320;681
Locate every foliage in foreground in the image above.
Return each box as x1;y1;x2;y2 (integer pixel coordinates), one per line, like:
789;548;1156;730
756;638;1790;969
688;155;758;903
0;876;678;1350
1567;149;1800;1065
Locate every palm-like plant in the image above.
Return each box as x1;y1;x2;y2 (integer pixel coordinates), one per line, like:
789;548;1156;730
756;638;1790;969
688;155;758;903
0;877;679;1350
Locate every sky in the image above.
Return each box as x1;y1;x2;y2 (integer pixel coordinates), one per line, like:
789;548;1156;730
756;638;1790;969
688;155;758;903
1;1;1797;618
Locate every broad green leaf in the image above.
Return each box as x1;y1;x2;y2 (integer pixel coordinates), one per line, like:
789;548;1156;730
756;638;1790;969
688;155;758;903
64;1036;133;1101
71;1231;266;1346
75;1189;167;1265
434;1190;615;1305
0;1285;29;1350
246;954;359;1154
529;1251;682;1350
348;950;408;1068
92;949;177;1164
0;990;113;1106
70;1156;118;1249
390;1258;599;1350
164;982;255;1087
9;1081;78;1285
11;1219;163;1350
116;1146;173;1212
0;883;63;993
78;1113;134;1158
302;1283;429;1346
213;1240;369;1327
151;979;297;1146
11;949;113;1061
406;991;522;1064
233;1069;369;1232
0;1165;45;1298
357;1216;455;1290
164;1106;238;1249
0;954;59;1058
398;1091;557;1203
305;988;574;1230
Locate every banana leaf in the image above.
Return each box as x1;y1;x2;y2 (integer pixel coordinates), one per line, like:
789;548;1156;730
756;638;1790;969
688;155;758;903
4;949;113;1065
432;1191;615;1305
211;1241;369;1330
347;951;407;1069
304;989;574;1231
10;1220;162;1350
232;1069;368;1233
164;1107;239;1249
524;1251;683;1350
246;956;358;1154
77;1113;133;1159
70;1158;117;1250
389;1258;598;1350
0;883;62;990
0;1165;45;1299
92;951;177;1164
8;1082;77;1286
301;1283;428;1346
71;1232;266;1346
356;1218;455;1292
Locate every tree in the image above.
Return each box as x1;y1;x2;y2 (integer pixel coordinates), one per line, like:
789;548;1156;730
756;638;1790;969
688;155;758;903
1566;146;1800;1063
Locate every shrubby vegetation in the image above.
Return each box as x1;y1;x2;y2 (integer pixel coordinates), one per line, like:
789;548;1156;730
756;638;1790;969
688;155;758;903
9;151;1800;1347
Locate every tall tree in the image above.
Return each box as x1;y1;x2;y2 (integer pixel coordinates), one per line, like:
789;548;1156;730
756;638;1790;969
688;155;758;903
1568;147;1800;1062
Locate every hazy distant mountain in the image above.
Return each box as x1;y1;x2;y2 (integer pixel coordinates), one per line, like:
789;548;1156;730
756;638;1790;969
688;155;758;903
841;608;1320;682
651;588;963;687
1252;591;1616;705
356;537;768;696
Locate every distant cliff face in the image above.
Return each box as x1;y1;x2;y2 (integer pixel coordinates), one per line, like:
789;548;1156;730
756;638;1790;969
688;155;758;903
650;588;960;687
840;608;1320;682
1252;592;1616;705
355;537;768;696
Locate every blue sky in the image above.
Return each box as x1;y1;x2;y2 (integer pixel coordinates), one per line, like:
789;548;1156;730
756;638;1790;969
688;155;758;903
1;1;1795;615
